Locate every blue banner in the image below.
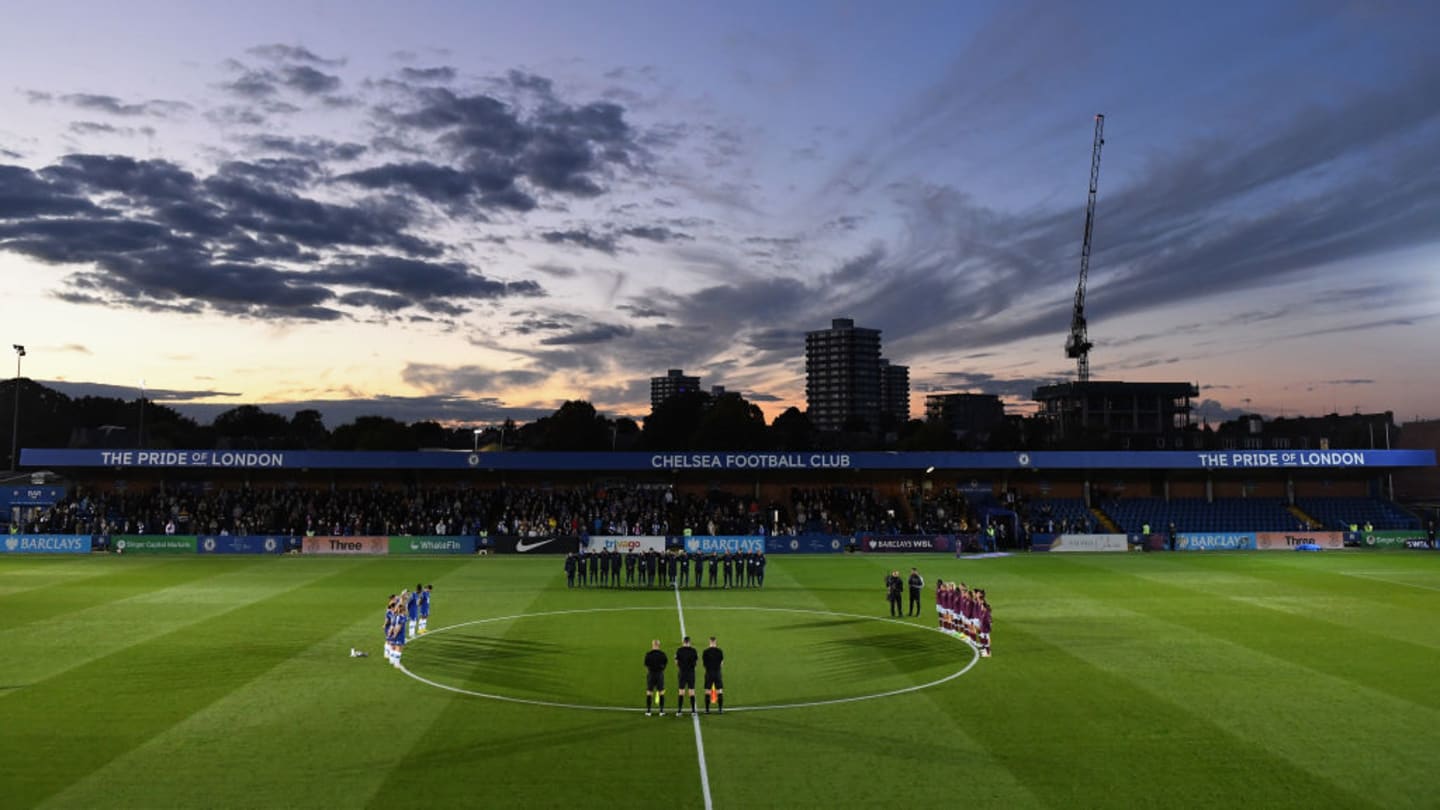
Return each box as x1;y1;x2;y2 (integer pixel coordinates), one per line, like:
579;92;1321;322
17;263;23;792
197;535;286;554
19;448;1436;471
765;535;849;554
683;535;765;553
1175;532;1257;551
2;534;90;554
3;486;67;507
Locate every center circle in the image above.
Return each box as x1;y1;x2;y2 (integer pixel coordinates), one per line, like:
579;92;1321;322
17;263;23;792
399;606;978;712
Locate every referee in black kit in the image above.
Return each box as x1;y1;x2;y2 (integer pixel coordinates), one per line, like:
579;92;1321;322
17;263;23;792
675;636;699;716
644;640;668;716
702;636;724;714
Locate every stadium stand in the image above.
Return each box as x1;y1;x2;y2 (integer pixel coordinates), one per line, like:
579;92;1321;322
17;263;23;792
789;487;906;534
1021;498;1098;534
913;488;975;533
1295;497;1421;530
1101;497;1301;533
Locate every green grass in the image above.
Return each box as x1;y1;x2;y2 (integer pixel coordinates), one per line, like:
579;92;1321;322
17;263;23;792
2;551;1439;809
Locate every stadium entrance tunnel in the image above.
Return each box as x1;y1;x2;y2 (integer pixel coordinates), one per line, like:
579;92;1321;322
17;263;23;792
398;606;978;712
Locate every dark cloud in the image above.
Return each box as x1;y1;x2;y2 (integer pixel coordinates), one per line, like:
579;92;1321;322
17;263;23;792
385;85;646;201
207;105;269;127
746;328;804;352
539;323;633;345
221;70;280;99
0;164;104;218
505;70;554;96
0;148;552;321
336;160;534;210
922;370;1069;399
68;121;157;137
240;135;366;162
541;228;617;254
399;66;457;83
315;255;543;302
280;65;342;95
44;380;241;401
511;315;572;335
617;304;665;318
51;93;190;118
247;44;344;66
337;290;410;311
619;225;691;242
532;263;579;278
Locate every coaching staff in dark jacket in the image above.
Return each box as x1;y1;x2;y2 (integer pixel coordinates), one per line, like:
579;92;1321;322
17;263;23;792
907;567;924;616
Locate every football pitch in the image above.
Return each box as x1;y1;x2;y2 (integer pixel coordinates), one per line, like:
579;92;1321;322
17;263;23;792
3;551;1439;809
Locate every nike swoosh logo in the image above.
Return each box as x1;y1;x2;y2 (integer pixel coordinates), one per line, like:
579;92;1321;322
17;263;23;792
515;538;556;552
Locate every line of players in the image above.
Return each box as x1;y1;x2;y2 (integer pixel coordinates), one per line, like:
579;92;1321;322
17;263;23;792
382;584;433;667
564;549;766;589
936;580;991;657
643;636;725;716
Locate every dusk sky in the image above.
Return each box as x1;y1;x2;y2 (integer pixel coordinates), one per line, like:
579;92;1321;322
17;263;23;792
2;0;1438;428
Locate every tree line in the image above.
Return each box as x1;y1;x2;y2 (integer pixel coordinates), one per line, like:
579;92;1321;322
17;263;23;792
0;380;1048;468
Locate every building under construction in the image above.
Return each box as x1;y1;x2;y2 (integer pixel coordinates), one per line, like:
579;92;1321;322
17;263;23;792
1033;380;1199;445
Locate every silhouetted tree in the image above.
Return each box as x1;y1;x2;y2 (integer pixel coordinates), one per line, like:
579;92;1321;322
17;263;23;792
330;416;417;450
770;407;815;451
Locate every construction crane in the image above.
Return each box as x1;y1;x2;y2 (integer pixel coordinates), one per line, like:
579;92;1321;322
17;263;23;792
1065;114;1104;383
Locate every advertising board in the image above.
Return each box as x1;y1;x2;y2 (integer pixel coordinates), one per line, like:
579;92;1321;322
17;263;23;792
1175;533;1257;551
198;535;285;554
114;535;196;554
387;536;477;555
1255;532;1345;550
584;535;664;553
683;536;765;554
301;536;389;555
1049;534;1129;553
489;535;581;554
765;535;848;554
858;535;955;553
1361;530;1428;549
1;534;90;554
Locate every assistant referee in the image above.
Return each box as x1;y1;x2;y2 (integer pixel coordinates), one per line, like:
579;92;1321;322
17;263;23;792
644;639;668;716
702;636;724;714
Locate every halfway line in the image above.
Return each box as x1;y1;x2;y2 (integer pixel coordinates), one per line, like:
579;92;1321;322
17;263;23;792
674;581;714;810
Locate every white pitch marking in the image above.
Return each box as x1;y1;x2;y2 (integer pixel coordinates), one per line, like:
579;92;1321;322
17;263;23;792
398;605;979;713
1337;571;1440;593
674;583;714;810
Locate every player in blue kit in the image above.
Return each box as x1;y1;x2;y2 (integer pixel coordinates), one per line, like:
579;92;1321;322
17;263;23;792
389;610;406;667
384;596;399;664
406;586;421;639
418;584;433;634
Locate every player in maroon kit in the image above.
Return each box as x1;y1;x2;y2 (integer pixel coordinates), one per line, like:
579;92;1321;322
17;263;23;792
977;590;992;657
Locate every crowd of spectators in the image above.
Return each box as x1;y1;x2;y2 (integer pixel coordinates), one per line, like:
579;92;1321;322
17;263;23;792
912;488;975;533
788;487;906;534
24;484;810;538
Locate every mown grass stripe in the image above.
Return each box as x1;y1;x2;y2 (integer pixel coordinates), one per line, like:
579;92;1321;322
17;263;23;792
0;558;341;692
361;561;703;809
39;559;472;810
1008;557;1433;807
0;556;244;628
761;555;1048;809
1;559;375;808
1055;554;1440;712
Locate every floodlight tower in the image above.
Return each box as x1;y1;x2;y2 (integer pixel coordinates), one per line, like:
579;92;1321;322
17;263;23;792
1065;114;1105;382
